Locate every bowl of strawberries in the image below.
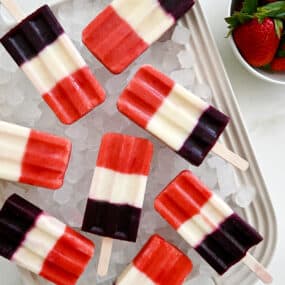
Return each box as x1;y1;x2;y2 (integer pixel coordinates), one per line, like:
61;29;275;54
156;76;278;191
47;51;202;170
226;0;285;84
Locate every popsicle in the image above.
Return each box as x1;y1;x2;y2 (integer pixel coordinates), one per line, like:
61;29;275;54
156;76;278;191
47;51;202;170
82;133;153;276
0;0;105;124
82;0;195;74
115;234;192;285
0;120;71;189
117;65;249;170
0;194;95;285
154;170;272;284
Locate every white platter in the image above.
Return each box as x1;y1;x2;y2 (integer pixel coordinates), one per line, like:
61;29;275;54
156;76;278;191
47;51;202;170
185;3;277;285
0;1;277;285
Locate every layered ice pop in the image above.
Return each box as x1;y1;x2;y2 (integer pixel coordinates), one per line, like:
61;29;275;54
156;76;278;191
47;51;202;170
115;235;192;285
0;194;95;285
1;4;105;124
82;133;153;276
0;120;71;189
82;133;153;242
155;171;272;283
118;65;233;167
82;0;195;73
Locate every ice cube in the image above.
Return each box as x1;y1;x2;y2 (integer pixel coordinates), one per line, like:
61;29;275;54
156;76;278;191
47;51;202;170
233;185;256;208
0;4;14;26
35;104;58;131
0;91;6;104
171;25;191;45
72;1;97;27
65;151;86;185
6;89;24;106
96;267;117;284
207;155;226;169
216;164;237;198
170;69;195;88
187;249;202;266
199;259;217;277
0;103;13;118
14;100;42;127
60;205;83;228
185;275;215;285
103;114;130;132
112;250;127;265
106;72;129;95
84;149;97;170
202;168;217;189
162;51;180;72
65;123;89;141
141;211;162;234
194;83;213;102
0;69;11;84
102;95;118;117
53;183;72;205
177;50;195;68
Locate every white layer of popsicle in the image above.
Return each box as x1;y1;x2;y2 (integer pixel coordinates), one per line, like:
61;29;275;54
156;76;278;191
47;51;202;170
111;0;174;45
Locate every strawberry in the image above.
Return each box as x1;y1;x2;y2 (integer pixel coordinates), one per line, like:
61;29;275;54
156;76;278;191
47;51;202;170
271;57;285;70
270;36;285;70
226;0;285;67
233;18;281;66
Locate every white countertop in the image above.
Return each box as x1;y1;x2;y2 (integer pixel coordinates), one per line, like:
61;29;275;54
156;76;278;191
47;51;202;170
199;0;285;284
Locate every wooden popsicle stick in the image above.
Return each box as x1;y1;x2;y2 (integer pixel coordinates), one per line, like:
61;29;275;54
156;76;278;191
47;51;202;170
17;266;40;285
1;0;26;22
211;142;249;171
242;253;273;284
97;237;113;277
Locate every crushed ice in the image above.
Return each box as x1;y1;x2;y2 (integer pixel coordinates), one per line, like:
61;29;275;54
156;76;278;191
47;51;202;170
0;0;256;284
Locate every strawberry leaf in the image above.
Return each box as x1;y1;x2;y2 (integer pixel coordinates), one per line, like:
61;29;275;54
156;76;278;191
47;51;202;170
256;1;285;21
225;12;253;32
225;0;258;33
241;0;258;14
274;19;283;38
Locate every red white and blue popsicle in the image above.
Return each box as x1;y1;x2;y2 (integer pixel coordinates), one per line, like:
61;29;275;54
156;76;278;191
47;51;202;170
115;235;193;285
1;1;105;124
154;171;272;284
118;65;249;170
82;133;153;276
0;120;71;189
0;194;95;285
82;0;195;73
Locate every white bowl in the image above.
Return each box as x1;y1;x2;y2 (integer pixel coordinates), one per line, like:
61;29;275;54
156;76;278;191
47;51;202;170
228;0;285;85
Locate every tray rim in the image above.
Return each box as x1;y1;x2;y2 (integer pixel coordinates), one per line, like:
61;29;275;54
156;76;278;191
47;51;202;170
184;2;277;284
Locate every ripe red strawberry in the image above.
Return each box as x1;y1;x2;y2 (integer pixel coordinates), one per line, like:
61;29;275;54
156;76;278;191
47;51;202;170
226;0;285;67
233;18;281;67
271;57;285;71
270;36;285;71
